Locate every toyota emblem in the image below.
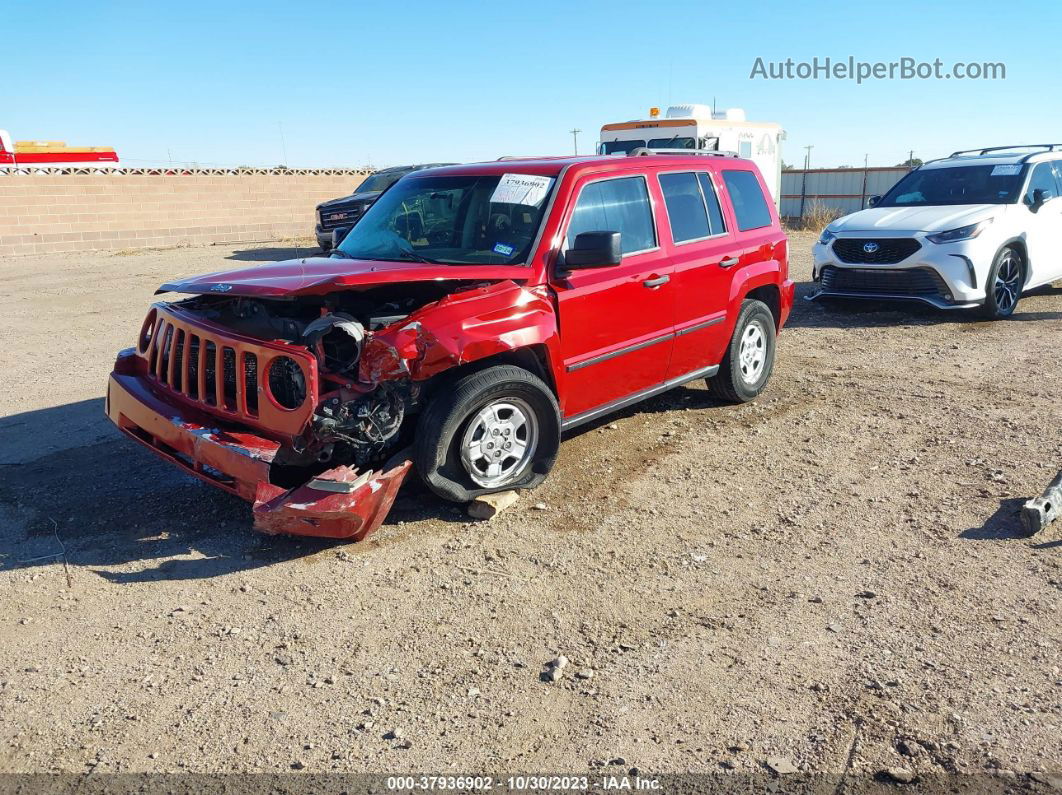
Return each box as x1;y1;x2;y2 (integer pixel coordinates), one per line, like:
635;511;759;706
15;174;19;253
863;242;881;254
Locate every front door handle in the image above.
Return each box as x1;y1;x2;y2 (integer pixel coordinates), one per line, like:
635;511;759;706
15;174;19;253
719;256;740;268
643;275;670;288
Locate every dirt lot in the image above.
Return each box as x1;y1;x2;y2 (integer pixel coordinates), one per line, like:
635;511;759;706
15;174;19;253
1;233;1060;785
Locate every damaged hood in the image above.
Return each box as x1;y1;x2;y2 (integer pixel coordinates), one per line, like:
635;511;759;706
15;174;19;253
157;257;533;298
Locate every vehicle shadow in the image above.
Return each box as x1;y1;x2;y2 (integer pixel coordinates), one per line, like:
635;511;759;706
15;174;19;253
959;497;1031;541
0;397;112;467
786;281;1062;330
0;401;452;584
225;245;325;262
1;381;720;581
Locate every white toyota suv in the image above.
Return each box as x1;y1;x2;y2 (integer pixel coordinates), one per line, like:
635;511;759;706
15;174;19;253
810;145;1062;319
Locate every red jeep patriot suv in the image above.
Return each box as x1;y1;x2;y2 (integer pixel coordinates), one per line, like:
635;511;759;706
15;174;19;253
106;152;794;540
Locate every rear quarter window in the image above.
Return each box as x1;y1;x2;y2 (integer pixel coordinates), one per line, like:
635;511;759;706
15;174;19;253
722;170;773;231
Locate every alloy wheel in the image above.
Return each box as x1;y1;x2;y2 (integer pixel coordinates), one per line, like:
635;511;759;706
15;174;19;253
738;321;767;385
993;251;1022;315
459;398;539;488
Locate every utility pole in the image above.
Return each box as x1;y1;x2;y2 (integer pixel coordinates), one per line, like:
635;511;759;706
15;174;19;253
799;145;814;220
908;149;915;168
570;128;581;156
860;153;869;208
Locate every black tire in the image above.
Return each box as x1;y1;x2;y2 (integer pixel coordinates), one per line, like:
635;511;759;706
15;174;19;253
707;299;777;403
980;246;1025;319
413;365;561;502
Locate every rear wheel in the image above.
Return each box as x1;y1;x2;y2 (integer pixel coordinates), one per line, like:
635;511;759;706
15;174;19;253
707;300;777;403
981;246;1024;319
414;365;561;502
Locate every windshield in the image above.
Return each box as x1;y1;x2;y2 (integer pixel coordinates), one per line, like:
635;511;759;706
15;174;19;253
600;139;646;155
335;173;555;265
878;165;1028;207
647;136;696;149
599;137;697;154
356;170;409;194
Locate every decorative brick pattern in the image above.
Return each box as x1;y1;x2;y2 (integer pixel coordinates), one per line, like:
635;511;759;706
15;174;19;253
0;171;371;257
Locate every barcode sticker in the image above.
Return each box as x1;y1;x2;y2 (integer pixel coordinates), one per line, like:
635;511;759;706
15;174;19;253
490;174;553;207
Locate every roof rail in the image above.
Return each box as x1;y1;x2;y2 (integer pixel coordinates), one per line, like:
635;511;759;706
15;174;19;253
495;155;573;161
628;147;740;158
947;144;1062;162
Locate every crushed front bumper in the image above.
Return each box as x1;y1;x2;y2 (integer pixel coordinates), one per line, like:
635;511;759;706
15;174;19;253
106;372;410;540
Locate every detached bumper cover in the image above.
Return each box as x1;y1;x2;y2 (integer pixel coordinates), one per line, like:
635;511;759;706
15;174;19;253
106;372;410;540
253;461;411;541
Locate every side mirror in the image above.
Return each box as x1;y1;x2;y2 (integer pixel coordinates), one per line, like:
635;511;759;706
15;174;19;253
1030;188;1050;211
867;195;882;208
331;226;351;248
563;231;622;269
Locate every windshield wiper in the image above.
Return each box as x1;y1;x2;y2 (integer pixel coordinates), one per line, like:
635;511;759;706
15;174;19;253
329;250;442;264
394;251;440;264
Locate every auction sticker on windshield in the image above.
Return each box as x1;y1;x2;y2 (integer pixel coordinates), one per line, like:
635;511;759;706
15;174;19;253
491;174;553;207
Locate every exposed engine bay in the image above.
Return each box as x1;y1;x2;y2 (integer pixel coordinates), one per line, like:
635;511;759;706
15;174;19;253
171;282;470;480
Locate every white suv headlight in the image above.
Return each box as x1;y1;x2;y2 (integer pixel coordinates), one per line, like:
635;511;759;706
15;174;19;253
818;228;837;246
926;219;992;244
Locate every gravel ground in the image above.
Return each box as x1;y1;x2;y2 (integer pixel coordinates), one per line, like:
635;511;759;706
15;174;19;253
0;234;1060;785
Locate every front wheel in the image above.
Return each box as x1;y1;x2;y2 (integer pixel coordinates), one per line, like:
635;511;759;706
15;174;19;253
707;299;777;403
413;365;561;502
981;246;1025;319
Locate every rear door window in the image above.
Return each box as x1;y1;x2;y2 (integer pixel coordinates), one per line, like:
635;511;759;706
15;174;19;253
698;173;728;235
567;176;656;255
659;172;710;243
722;170;773;231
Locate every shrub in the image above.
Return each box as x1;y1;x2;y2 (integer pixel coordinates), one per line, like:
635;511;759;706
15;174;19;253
794;200;843;232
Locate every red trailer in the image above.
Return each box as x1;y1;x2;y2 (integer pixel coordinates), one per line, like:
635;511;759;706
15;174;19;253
0;129;119;168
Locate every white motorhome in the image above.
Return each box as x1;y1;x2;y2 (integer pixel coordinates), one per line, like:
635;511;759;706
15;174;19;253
598;105;786;206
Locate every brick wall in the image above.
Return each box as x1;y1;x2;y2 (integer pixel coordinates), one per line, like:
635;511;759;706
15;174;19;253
0;170;371;257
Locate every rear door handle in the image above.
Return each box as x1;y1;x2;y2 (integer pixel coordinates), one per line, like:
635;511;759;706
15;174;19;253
719;256;740;268
643;275;670;288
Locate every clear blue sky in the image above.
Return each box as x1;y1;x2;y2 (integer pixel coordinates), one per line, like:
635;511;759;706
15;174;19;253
3;0;1058;169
